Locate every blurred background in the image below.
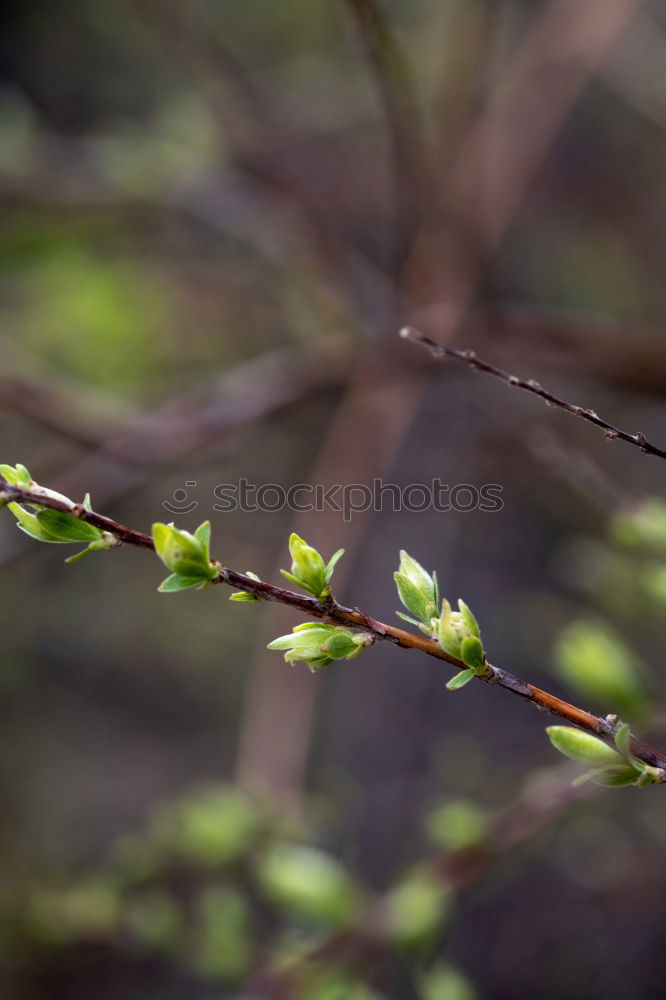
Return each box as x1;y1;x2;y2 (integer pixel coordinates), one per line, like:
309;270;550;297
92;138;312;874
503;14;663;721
1;0;666;997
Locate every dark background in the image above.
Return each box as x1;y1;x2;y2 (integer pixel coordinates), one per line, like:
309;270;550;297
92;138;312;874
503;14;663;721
1;1;666;997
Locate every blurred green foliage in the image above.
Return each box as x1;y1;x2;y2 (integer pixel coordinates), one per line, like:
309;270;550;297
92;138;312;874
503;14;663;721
554;620;648;720
386;865;449;952
148;784;262;867
424;800;487;852
257;842;363;927
19;250;166;394
12;780;484;993
418;961;477;1000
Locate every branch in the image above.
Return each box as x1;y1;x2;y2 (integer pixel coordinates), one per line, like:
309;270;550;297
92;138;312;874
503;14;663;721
2;477;665;776
1;346;348;466
342;0;427;271
400;326;666;461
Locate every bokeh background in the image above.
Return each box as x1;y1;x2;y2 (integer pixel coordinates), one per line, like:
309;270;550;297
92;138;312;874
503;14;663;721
1;1;666;997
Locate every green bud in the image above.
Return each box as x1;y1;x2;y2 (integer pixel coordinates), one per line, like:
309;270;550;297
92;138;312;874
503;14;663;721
267;623;371;672
152;521;219;590
394;551;439;630
256;844;361;926
546;726;622;768
460;636;485;670
1;462;78;514
5;487;116;563
437;600;462;658
0;462;33;487
457;600;480;638
548;726;659;787
280;534;343;599
438;599;486;671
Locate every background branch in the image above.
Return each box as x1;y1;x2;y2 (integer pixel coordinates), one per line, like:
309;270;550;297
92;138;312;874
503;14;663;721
401;326;666;461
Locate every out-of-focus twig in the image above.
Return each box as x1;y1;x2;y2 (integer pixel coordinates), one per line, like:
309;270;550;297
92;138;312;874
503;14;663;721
342;0;428;275
47;344;350;502
419;0;648;346
401;326;666;461
0;367;139;450
446;0;648;248
0;345;351;569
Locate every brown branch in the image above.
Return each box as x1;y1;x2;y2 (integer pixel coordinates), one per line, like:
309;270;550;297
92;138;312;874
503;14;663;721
400;326;666;461
2;477;665;776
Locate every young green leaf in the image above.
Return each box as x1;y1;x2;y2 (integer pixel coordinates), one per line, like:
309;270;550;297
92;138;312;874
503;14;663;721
614;722;632;760
394;551;438;629
394;572;431;625
9;503;59;542
458;600;480;639
324;548;345;582
437;600;462;658
158;573;204;593
588;765;641;787
65;536;115;564
446;668;476;691
193;520;212;560
36;509;103;543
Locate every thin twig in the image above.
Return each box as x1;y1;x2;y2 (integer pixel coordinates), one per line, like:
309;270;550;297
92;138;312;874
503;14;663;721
342;0;427;274
400;326;666;461
2;478;665;775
